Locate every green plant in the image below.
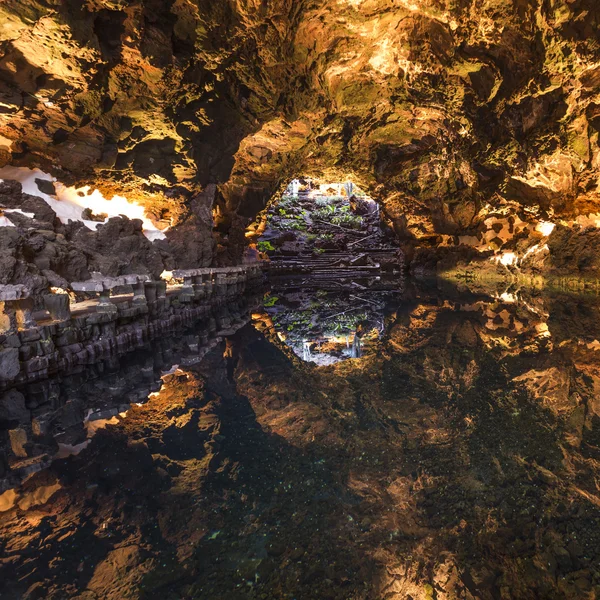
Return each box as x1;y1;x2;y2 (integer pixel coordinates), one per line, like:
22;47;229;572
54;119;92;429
279;195;296;207
316;233;333;243
263;295;279;307
313;206;338;221
257;241;275;252
313;247;325;255
281;220;306;231
331;213;363;229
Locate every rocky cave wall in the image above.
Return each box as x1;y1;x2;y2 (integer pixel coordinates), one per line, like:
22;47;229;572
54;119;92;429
2;0;600;280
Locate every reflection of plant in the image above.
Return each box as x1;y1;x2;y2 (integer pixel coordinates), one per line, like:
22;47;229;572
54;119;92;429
263;295;279;307
313;248;325;255
257;241;275;252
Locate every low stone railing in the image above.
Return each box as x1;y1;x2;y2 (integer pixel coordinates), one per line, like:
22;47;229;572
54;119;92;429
0;264;264;387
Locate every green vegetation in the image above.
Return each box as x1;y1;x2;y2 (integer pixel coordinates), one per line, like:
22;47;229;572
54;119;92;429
280;219;307;231
263;295;279;307
315;195;344;206
312;204;363;229
331;213;363;229
313;204;364;229
316;233;334;244
313;205;337;220
257;241;275;252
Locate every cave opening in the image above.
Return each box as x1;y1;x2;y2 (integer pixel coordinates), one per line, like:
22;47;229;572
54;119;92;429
242;177;404;364
247;177;402;284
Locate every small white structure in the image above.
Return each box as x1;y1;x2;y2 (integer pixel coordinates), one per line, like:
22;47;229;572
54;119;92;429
302;340;311;361
290;179;300;197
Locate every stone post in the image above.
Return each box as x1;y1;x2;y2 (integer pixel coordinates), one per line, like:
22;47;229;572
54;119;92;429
43;293;71;321
180;275;195;303
224;273;233;297
216;307;232;329
216;273;227;297
15;298;36;329
204;273;213;299
132;281;147;305
144;282;157;303
192;275;205;300
155;280;168;315
97;288;117;314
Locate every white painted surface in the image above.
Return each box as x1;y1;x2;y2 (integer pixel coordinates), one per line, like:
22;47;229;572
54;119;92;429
0;166;167;240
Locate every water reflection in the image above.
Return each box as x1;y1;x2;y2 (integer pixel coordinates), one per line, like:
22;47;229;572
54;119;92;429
260;288;397;364
2;281;600;599
0;295;256;496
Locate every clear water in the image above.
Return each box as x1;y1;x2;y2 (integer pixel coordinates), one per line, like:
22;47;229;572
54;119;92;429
2;280;600;599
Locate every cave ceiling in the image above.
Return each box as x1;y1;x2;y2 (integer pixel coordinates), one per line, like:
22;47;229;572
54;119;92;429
1;0;600;243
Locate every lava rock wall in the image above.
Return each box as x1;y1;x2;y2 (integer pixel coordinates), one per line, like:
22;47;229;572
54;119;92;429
1;1;600;273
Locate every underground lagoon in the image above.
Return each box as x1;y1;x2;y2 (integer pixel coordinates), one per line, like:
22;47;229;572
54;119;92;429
3;0;600;598
3;281;600;599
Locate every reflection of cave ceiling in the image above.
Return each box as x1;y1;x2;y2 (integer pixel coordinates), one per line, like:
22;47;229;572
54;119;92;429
1;0;600;266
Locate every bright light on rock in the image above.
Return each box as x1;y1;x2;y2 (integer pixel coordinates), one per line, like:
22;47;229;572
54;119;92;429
0;214;15;227
536;221;555;237
493;252;518;266
0;208;35;227
50;287;69;295
499;292;517;303
535;322;551;338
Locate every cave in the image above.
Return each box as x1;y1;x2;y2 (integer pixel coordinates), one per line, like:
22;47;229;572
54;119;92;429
2;1;600;598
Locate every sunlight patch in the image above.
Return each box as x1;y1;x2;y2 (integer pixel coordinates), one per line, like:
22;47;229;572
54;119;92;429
0;166;166;241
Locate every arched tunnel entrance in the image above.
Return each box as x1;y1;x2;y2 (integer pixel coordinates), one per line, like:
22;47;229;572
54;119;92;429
241;178;405;365
245;178;403;289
